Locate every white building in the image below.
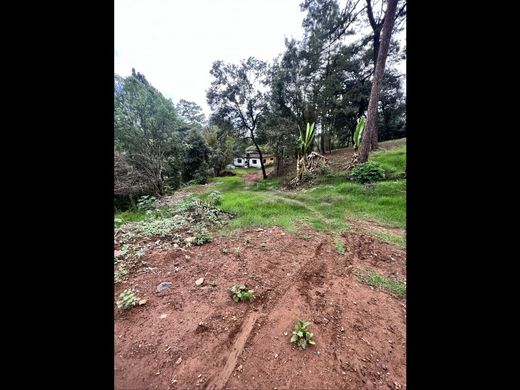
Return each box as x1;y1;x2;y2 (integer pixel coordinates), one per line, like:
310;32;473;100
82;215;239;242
234;151;275;168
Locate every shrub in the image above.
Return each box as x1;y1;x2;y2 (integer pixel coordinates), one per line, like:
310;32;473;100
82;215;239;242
290;319;316;349
137;195;157;211
116;289;140;310
114;265;128;283
192;228;211;245
350;161;385;183
317;161;331;176
229;284;254;302
208;191;223;206
193;161;211;184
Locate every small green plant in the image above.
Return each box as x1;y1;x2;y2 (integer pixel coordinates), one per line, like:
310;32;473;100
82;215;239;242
116;289;140;310
208;191;223;206
137;195;157;211
317;161;331;176
114;217;123;228
353;116;366;150
192;228;211;245
290;319;315;349
234;246;241;258
350;161;385;183
334;237;346;255
114;265;128;283
229;284;253;302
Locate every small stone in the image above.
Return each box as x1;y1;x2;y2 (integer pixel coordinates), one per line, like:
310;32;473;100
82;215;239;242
388;339;393;344
340;326;345;332
284;332;288;336
173;243;179;248
160;313;167;319
114;250;122;257
195;278;204;286
156;282;173;293
198;374;202;378
175;357;182;364
199;321;203;326
138;299;147;306
236;365;243;372
274;353;278;358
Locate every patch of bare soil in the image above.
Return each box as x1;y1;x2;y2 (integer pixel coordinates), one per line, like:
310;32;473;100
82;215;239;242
243;169;273;185
115;227;406;390
349;219;406;239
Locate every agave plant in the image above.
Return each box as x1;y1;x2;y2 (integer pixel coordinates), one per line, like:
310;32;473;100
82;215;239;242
298;122;316;159
353;116;366;150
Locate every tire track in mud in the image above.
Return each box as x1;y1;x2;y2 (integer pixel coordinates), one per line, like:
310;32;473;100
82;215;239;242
205;235;331;390
206;311;260;390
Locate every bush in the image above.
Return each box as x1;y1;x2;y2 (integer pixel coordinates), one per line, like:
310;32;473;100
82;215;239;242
208;191;223;206
350;161;385;183
317;161;332;176
193;161;211;184
137;195;157;211
116;289;140;310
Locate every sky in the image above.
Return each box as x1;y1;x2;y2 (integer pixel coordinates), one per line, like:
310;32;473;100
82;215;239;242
115;0;405;119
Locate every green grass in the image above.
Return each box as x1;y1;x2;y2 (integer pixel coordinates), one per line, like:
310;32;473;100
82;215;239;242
356;270;406;297
194;146;405;235
371;146;406;179
334;237;346;255
114;209;147;225
368;230;406;249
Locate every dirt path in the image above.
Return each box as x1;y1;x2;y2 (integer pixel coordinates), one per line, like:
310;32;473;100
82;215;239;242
115;227;406;389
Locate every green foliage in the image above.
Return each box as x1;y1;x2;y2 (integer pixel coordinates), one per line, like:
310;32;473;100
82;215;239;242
353;116;366;150
192;227;212;245
229;284;254;302
114;265;128;283
371;146;406;179
204;164;405;233
137;195;157;211
208;191;223;206
193;161;211;184
290;319;315;349
356;270;406;298
182;129;211;183
317;161;332;176
203;126;236;177
350;161;385;183
114;72;183;196
298;122;316;157
334;237;346;255
116;289;140;310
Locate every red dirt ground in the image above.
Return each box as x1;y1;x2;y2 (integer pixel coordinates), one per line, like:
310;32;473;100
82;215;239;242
115;227;406;390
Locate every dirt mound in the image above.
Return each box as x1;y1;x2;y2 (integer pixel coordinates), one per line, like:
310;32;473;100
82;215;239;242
219;171;236;177
115;227;406;389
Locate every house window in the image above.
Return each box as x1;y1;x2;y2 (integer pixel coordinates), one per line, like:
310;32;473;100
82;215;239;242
263;159;266;163
237;158;242;163
252;159;257;164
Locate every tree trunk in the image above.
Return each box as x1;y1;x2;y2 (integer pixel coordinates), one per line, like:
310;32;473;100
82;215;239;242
359;0;398;163
251;130;267;179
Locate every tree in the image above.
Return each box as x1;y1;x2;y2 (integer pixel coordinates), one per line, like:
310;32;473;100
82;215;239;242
181;128;210;182
358;0;398;163
207;57;269;179
203;126;236;177
114;72;182;195
176;99;206;126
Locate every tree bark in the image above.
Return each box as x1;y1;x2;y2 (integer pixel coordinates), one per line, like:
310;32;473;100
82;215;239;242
251;130;267;179
359;0;398;163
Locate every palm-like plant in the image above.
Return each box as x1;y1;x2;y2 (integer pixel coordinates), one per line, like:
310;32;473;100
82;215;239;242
296;122;315;180
298;122;316;158
353;116;366;151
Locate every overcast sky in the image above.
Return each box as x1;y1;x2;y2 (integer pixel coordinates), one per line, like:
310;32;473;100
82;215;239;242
115;0;405;118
